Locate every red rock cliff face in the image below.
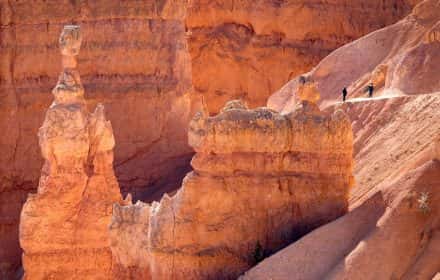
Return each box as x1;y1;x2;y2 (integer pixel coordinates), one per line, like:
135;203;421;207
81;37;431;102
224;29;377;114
268;0;440;111
241;159;440;280
0;1;195;277
242;1;440;278
186;0;420;113
109;84;354;279
0;0;421;277
267;0;440;207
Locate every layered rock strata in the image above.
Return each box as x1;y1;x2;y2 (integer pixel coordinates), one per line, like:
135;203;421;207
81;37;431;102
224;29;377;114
187;0;420;113
245;1;440;278
0;1;195;276
267;0;440;211
269;0;440;111
241;159;440;280
339;93;440;207
19;26;122;280
109;82;354;279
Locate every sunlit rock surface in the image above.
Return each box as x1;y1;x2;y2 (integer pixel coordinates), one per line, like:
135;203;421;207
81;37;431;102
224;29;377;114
243;1;440;278
187;0;420;113
109;82;354;279
19;26;122;280
268;0;440;112
241;160;440;280
0;1;197;276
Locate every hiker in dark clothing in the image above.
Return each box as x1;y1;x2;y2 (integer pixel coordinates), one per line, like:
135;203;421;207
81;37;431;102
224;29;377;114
342;87;348;102
367;83;374;98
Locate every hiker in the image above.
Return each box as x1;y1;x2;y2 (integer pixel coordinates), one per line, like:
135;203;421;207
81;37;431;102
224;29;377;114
367;83;374;98
342;87;348;102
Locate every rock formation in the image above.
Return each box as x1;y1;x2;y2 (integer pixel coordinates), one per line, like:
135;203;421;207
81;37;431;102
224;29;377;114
187;0;420;113
242;1;440;278
109;81;354;279
269;0;440;111
0;0;428;277
0;1;196;276
19;25;122;279
338;94;440;207
266;0;440;208
241;159;440;280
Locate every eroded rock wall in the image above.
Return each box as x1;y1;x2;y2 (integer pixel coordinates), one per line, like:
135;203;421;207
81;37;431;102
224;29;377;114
246;1;440;278
266;0;440;211
269;0;440;111
109;84;354;279
187;0;420;113
241;159;440;280
0;0;421;276
0;1;195;276
19;25;122;280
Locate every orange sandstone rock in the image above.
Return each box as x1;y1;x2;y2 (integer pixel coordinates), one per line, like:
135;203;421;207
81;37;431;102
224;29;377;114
187;0;420;113
337;94;440;207
19;26;122;280
297;79;320;105
267;0;440;218
109;96;354;279
245;1;440;278
0;2;196;275
269;0;440;112
241;159;440;280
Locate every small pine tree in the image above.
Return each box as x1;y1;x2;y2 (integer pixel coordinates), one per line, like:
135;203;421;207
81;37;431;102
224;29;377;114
253;241;264;264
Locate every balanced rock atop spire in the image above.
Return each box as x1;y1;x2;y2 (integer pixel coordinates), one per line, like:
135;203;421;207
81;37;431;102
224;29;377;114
53;25;85;106
109;95;354;279
19;26;122;280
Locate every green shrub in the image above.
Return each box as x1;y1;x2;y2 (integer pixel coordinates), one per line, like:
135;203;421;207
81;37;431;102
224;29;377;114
253;241;265;264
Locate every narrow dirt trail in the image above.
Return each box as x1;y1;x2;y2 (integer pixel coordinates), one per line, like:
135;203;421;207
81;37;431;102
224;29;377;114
340;94;401;103
330;91;439;106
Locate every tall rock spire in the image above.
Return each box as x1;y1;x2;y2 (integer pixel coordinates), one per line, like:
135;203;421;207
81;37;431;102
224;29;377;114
19;25;122;280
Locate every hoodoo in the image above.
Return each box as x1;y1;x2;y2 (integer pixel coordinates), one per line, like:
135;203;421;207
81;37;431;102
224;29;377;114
109;80;354;279
0;2;423;276
19;26;122;279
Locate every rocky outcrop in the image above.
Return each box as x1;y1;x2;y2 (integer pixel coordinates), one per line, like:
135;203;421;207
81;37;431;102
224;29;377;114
337;93;440;207
0;1;196;276
244;1;440;278
267;0;440;214
241;159;440;280
269;0;440;111
19;26;122;279
187;0;420;113
109;81;354;279
0;0;424;277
